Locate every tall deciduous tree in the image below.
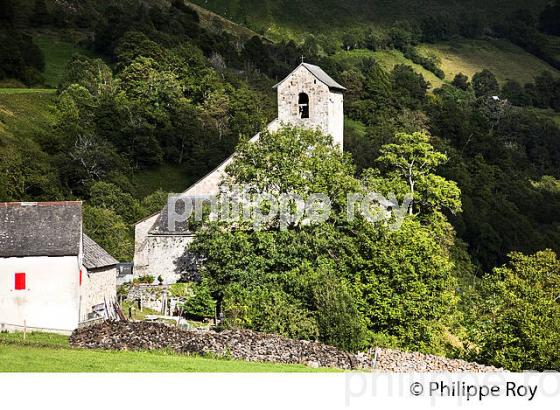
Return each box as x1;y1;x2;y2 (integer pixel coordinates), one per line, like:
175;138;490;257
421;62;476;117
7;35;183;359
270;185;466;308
471;250;560;371
190;126;462;354
472;69;499;98
374;131;461;215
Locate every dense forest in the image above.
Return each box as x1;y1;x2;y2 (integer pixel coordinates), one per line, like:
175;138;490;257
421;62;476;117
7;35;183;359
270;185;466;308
0;0;559;370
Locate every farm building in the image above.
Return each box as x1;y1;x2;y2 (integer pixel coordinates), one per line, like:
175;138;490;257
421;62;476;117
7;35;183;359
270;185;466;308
134;63;346;283
0;201;118;334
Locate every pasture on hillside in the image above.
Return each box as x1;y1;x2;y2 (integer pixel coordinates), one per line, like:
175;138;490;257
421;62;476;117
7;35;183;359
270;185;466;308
0;90;55;140
418;38;560;84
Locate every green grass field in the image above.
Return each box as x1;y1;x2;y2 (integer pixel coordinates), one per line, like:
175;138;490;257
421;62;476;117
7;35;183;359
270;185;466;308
333;48;445;89
185;1;262;40
532;108;560;126
0;90;55;139
33;32;91;88
418;38;560;85
332;38;560;91
191;0;549;31
0;332;338;372
133;164;194;199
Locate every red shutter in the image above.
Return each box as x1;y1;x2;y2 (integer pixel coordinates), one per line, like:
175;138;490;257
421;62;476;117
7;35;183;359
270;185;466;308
79;269;82;286
15;273;26;290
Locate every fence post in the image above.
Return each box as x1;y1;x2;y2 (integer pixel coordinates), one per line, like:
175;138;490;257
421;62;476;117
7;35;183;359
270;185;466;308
23;320;27;340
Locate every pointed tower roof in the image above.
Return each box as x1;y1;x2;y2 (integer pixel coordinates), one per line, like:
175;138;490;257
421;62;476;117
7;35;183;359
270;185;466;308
273;63;346;91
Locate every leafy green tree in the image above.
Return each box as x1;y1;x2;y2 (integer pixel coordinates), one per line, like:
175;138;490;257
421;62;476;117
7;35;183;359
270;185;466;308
374;131;461;215
49;85;126;192
311;262;367;351
0;144;24;200
471;250;560;370
88;181;145;224
243;36;273;73
201;88;231;139
114;31;167;70
339;69;365;103
58;54;113;95
342;29;365;50
389;20;420;48
421;15;457;43
0;32;45;85
355;218;460;354
390;64;428;109
361;59;392;104
190;127;364;347
83;205;133;261
142;189;169;216
501;79;530;106
222;284;320;340
191;126;462;353
472;69;499;98
451;73;469;91
118;57;183;122
0;138;60;201
182;280;216;319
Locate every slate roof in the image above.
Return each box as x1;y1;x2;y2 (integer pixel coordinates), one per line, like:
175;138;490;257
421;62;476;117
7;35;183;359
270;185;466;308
83;233;119;269
149;200;191;234
0;202;82;257
273;62;347;91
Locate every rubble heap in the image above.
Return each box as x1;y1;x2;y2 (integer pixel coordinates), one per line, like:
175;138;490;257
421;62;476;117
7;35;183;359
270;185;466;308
70;321;500;372
374;348;501;372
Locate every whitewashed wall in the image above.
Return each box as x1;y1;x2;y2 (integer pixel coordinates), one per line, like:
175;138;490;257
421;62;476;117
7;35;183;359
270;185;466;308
0;256;80;333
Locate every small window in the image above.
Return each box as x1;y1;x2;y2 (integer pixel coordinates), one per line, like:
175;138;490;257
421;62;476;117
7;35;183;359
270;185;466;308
298;93;309;119
15;273;26;290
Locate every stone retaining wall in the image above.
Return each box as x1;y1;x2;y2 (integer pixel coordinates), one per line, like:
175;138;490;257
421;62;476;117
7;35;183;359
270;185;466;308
69;321;501;372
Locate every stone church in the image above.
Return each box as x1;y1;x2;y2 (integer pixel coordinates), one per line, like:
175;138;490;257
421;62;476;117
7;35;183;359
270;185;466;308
134;63;346;283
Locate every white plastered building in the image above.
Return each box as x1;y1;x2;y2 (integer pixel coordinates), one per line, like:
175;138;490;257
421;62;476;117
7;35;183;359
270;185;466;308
0;201;118;334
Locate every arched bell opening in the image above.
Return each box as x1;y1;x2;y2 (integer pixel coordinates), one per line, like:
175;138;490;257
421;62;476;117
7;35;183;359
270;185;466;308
298;92;309;119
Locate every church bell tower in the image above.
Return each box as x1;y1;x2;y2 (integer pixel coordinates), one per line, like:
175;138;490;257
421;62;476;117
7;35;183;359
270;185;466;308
274;63;346;150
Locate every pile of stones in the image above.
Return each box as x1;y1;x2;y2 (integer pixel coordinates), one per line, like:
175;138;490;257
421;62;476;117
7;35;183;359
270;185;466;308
374;348;501;372
70;321;500;372
70;321;370;369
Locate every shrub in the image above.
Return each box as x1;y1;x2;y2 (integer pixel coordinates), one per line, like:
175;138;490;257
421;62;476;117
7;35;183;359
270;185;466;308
181;281;216;320
222;285;319;341
471;250;560;371
401;46;445;79
134;275;155;284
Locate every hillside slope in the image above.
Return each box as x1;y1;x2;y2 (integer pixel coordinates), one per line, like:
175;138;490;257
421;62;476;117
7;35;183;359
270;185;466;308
418;38;560;84
190;0;549;31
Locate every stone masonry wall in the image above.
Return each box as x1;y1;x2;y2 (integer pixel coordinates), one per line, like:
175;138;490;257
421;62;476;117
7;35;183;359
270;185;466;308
277;65;331;136
70;321;502;372
84;266;117;314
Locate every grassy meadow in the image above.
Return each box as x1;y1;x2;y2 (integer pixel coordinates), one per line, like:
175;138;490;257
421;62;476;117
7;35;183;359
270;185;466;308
33;31;92;88
333;48;445;89
0;90;55;140
418;38;560;84
0;332;338;372
132;164;195;199
190;0;550;31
